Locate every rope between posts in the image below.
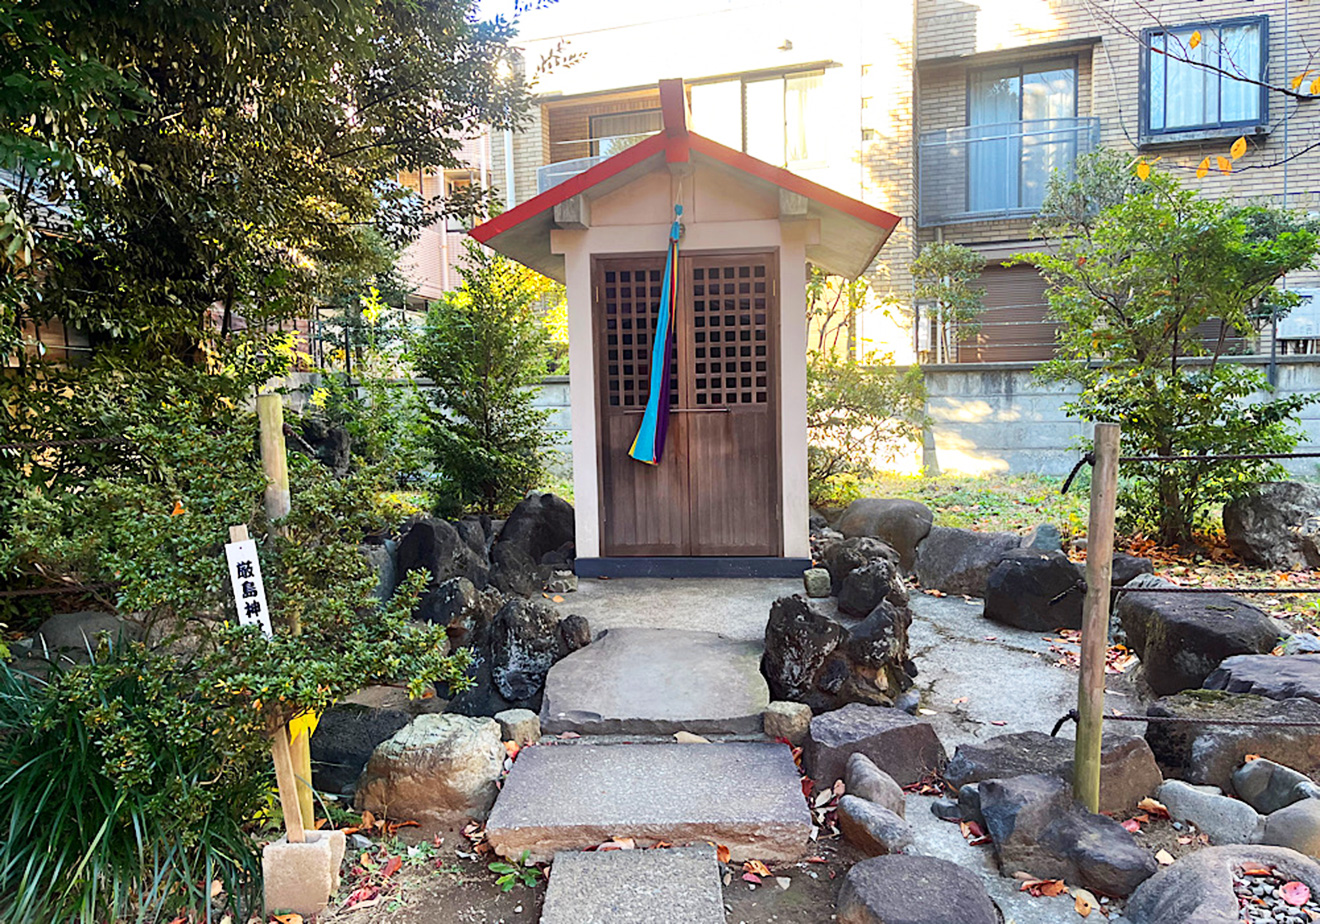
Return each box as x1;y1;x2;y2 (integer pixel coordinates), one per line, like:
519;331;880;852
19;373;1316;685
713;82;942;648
1060;449;1320;493
1050;708;1320;736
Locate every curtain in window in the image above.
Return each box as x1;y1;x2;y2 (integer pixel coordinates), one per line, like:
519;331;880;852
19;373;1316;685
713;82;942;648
591;110;663;157
785;72;823;163
969;67;1021;213
745;78;784;164
1021;65;1077;209
1148;21;1260;132
691;80;742;150
1220;24;1261;123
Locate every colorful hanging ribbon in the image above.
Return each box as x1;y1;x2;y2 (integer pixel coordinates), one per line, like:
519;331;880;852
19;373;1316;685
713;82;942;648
629;204;682;465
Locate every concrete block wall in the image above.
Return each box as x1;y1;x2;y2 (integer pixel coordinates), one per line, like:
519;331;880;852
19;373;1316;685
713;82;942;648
921;357;1320;479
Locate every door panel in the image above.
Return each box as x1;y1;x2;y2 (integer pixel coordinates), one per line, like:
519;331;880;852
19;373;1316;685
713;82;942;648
594;250;780;557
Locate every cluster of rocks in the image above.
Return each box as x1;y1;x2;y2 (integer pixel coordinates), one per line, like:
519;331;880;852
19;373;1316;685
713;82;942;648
1223;481;1320;570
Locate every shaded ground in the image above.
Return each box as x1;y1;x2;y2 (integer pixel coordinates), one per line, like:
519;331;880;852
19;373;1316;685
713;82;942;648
564;576;798;641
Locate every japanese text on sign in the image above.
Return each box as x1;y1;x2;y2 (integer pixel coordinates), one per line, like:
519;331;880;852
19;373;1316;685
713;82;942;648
223;538;273;638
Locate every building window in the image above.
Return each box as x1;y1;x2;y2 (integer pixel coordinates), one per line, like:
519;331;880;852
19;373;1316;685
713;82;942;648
1142;17;1267;136
589;109;663;157
966;58;1078;214
690;70;825;167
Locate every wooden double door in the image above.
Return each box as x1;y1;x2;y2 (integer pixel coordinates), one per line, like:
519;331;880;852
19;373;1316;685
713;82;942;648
594;249;781;557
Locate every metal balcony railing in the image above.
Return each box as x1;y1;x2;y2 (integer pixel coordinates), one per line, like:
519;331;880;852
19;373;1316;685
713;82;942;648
535;131;660;194
918;118;1100;227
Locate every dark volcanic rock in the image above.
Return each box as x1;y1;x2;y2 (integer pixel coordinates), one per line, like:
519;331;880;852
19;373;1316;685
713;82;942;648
397;517;491;591
944;730;1162;814
1117;589;1282;696
1146;690;1320;790
1223;481;1320;570
837;558;909;618
836;855;999;924
761;595;845;705
805;703;946;790
1112;553;1155;587
416;577;502;646
913;526;1025;597
446;598;577;716
1126;845;1320;924
1205;653;1320;704
979;773;1157;897
983;549;1084;631
820;537;902;595
835;498;935;573
557;614;592;653
488;493;575;595
297;418;351;475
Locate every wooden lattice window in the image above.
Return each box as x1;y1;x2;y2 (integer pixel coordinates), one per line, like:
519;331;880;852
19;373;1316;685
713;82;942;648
601;265;678;408
691;260;770;406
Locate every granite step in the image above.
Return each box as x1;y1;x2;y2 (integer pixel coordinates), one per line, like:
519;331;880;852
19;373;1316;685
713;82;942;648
539;627;769;736
485;741;812;863
540;845;726;924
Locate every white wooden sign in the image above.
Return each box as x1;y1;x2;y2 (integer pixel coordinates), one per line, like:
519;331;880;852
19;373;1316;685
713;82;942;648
224;538;274;638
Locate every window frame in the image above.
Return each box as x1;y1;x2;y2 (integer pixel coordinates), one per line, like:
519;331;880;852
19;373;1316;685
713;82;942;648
588;108;664;157
687;68;827;168
1139;15;1269;142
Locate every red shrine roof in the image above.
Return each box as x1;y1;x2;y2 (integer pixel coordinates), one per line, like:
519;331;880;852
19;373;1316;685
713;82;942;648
469;78;901;282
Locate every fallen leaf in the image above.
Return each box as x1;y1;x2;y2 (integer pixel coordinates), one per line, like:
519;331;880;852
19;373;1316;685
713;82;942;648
716;844;731;864
814;789;834;808
1137;797;1170;819
991;720;1007;726
833;779;846;798
551;595;565;603
314;818;327;830
504;740;521;759
1074;888;1097;917
1283;881;1312;907
674;731;709;744
1155;849;1175;865
1244;754;1261;762
361;810;376;830
171;500;185;516
1241;866;1274;877
918;708;938;716
1019;878;1069;897
744;859;772;877
274;915;304;924
742;872;762;884
952;697;969;705
1121;819;1142;833
381;855;402;879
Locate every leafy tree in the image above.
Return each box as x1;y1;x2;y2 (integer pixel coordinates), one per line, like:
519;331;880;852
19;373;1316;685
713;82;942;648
912;241;986;361
1017;150;1320;545
410;242;552;514
807;350;927;507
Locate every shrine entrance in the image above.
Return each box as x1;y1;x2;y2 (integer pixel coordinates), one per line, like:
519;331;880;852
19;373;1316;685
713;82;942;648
593;249;780;557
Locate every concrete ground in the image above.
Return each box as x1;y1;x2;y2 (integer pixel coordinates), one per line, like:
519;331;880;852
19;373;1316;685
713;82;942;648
556;576;1148;924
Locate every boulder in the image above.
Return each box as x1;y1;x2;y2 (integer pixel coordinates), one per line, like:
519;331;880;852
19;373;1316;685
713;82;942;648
944;730;1162;815
416;576;501;646
1282;633;1320;655
495;708;541;746
297;418;351;475
1146;691;1320;790
361;539;398;602
545;570;577;594
835;498;935;572
1021;523;1063;551
1223;481;1320;570
763;701;813;746
979;773;1157;897
397;517;491;592
805;703;946;789
846;753;906;817
1155;780;1264;845
1259;798;1320;859
310;685;447;795
1117;590;1282;696
836;855;999;924
1112;553;1155;587
557;614;592;653
836;795;913;856
760;595;912;714
32;611;140;656
913;526;1025;597
489;493;575;595
1232;757;1320;814
837;558;909;618
820;537;902;595
1205;653;1320;704
355;714;504;824
456;515;494;557
446;599;578;716
983;549;1084;631
1126;845;1320;924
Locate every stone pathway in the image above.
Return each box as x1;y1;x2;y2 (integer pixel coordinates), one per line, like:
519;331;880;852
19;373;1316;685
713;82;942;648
561;576;797;641
539;845;726;924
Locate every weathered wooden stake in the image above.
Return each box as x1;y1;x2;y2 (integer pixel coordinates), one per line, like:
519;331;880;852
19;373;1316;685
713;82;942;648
256;393;314;829
1074;422;1120;814
230;523;305;843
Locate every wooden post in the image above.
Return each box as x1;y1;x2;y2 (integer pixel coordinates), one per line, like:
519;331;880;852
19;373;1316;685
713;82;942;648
1074;422;1120;814
230;524;305;843
255;394;314;829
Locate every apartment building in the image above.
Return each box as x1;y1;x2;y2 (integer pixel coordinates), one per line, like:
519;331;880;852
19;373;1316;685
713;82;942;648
489;0;1320;365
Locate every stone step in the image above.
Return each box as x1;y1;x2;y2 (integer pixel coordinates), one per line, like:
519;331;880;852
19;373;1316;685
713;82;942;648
540;845;726;924
539;627;769;736
485;741;812;863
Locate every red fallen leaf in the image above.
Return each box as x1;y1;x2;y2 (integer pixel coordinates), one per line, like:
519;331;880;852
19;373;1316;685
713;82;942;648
1241;866;1274;877
344;884;379;908
990;721;1007;726
1121;819;1142;833
1282;881;1312;907
167;918;188;924
381;856;402;879
504;740;521;760
805;856;828;863
801;777;814;799
1136;797;1170;819
742;873;762;884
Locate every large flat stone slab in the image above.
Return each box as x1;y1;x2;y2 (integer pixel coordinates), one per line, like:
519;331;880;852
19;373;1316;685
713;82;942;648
540;846;725;924
539;627;769;735
485;742;812;863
